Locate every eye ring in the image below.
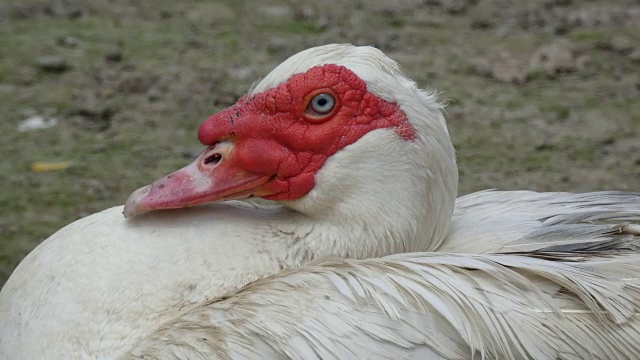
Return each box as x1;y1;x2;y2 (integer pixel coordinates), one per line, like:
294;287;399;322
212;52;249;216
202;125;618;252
303;90;339;122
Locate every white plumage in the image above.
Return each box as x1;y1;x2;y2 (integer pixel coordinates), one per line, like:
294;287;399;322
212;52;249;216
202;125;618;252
1;44;639;359
131;252;640;360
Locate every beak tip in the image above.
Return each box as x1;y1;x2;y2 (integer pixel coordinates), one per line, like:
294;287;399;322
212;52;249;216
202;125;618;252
123;185;152;219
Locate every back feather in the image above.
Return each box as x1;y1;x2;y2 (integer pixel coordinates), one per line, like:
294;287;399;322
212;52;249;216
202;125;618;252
123;191;640;359
126;237;640;359
443;190;640;254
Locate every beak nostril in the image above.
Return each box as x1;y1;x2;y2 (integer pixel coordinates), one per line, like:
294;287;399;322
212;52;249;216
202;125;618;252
204;153;222;166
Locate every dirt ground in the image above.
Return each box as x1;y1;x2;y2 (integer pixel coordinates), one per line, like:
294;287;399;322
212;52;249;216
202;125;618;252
1;0;639;286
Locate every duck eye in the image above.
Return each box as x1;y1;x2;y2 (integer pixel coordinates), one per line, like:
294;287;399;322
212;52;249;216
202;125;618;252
309;93;335;115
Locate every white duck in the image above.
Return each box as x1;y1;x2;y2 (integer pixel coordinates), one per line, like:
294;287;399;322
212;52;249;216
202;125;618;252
1;44;639;359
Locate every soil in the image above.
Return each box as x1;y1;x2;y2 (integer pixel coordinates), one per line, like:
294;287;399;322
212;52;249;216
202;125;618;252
1;0;639;286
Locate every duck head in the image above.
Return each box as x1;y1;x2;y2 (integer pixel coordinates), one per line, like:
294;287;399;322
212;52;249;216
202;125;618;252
124;44;458;251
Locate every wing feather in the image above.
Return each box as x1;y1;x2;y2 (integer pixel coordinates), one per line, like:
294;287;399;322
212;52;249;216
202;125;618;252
126;249;640;359
444;190;640;254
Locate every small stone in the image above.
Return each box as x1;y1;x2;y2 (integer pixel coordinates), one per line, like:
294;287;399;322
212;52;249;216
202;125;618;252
187;38;205;48
600;137;615;146
472;52;528;84
610;36;634;55
57;36;79;48
147;87;163;102
105;49;123;62
294;5;316;21
18;116;58;132
628;49;640;62
471;19;494;30
553;18;572;35
36;55;69;72
116;74;155;94
598;36;634;55
68;8;83;19
471;58;493;77
316;17;329;31
535;142;553;151
528;39;582;77
443;0;469;15
74;105;114;132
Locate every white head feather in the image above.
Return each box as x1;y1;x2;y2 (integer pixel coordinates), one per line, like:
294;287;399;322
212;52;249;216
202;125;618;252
253;44;458;252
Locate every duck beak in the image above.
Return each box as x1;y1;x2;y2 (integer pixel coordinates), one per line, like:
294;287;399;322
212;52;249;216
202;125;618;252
123;142;273;218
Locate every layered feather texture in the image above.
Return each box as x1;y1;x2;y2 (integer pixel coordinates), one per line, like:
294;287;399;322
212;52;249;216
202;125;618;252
127;250;640;359
444;190;640;254
127;191;640;360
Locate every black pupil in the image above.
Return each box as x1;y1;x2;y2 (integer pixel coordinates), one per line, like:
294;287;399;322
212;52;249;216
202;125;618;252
317;98;327;107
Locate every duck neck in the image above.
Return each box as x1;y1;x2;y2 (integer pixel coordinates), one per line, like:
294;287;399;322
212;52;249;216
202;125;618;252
275;129;458;261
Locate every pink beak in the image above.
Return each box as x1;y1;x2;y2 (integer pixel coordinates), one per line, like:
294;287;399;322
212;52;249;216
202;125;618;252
123;142;272;218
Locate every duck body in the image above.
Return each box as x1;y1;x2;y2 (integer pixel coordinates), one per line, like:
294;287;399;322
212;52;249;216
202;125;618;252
3;190;639;359
0;203;304;358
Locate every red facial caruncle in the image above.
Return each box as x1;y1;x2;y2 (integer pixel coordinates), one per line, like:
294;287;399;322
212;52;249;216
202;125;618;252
123;64;415;217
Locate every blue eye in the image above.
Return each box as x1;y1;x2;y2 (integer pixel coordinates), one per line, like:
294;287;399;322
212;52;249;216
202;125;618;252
309;93;335;114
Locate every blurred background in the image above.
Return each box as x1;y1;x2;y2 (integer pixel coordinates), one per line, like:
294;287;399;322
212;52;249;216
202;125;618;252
1;0;639;286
